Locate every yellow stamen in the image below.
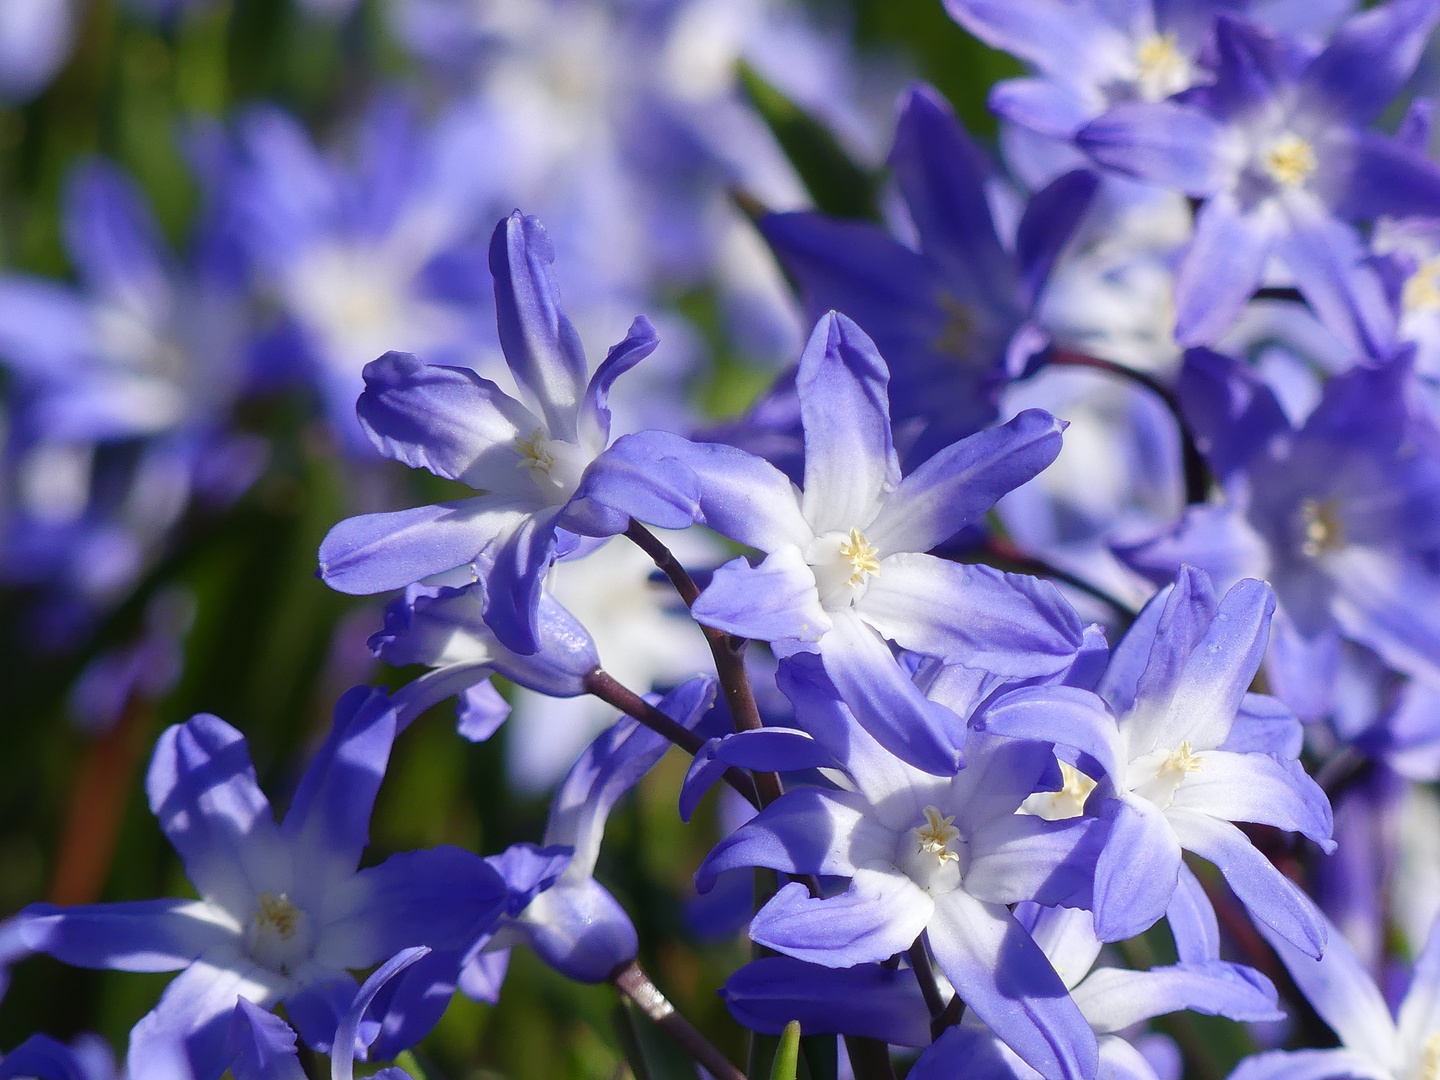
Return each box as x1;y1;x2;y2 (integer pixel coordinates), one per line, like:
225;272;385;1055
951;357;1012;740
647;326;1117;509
838;527;881;586
1263;134;1317;188
1134;32;1188;100
1404;257;1440;313
1421;1033;1440;1080
1300;496;1344;557
253;893;301;940
1162;741;1204;776
933;294;977;361
515;429;556;474
915;805;962;864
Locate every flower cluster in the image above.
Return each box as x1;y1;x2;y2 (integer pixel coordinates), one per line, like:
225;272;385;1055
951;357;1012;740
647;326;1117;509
8;1;1440;1080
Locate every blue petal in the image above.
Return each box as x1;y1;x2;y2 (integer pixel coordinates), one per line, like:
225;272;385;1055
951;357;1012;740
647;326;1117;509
281;686;397;881
20;899;236;972
1167;862;1221;964
972;685;1124;788
1074;961;1282;1031
909;1025;1026;1080
282;972;357;1056
721;956;931;1047
0;277;93;380
514;877;638;982
576;316;659;453
366;946;459;1061
457;948;509;1004
797;313;899;536
333;947;432;1080
695;788;876;893
63;159;171;312
1229;1049;1395;1080
1297;0;1440;128
1175;348;1291;484
651;432;810;551
964;813;1105;909
489;212;588;440
1078;103;1235;196
1015;170;1100;306
1127;566;1219;731
1167;808;1327;959
1170;751;1334;847
318;497;529;597
561;431;703;536
942;0;1123;85
484;843;573;916
928;890;1099;1080
126;957;282;1080
456;681;512;741
819;610;964;776
1091;798;1181;941
990;78;1097;139
1256;910;1401;1064
1172;194;1277;346
144;714;281;915
858;556;1086;678
355;351;540;492
474;508;561;656
749;873;932;968
692;552;829;644
867;409;1066;556
0;1034;108;1080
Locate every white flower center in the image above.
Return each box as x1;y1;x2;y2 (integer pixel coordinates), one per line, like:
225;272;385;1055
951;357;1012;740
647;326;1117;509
1418;1032;1440;1080
514;429;589;505
1261;133;1317;189
246;892;312;976
1129;741;1204;809
899;805;966;896
806;528;881;610
1133;32;1191;101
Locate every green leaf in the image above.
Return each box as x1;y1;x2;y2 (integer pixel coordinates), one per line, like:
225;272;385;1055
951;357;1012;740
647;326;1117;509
737;62;879;221
768;1022;802;1080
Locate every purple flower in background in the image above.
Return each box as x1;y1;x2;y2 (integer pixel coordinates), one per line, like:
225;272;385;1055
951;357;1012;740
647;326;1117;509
317;211;699;653
1122;349;1440;718
1230;908;1440;1080
1076;2;1440;349
18;689;508;1080
977;566;1334;951
751;84;1098;467
0;1034;118;1080
675;310;1082;774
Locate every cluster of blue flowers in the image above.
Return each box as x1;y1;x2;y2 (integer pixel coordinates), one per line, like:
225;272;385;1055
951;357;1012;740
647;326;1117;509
10;0;1440;1078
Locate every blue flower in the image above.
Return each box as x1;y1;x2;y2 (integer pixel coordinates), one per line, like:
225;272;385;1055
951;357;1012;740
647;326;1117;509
18;689;508;1080
674;310;1082;774
1076;2;1440;347
750;84;1098;468
977;566;1334;952
696;655;1106;1080
317;210;700;654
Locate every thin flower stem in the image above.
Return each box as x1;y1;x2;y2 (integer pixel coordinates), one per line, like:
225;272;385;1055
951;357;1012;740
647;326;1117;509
625;520;785;807
583;668;761;808
612;960;747;1080
907;939;947;1023
1046;349;1212;505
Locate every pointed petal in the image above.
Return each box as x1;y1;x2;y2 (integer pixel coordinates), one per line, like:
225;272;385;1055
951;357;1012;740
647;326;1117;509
145;714;281;914
1229;1049;1395;1080
990;78;1097;140
489;212;588;439
692;551;830;643
1173;195;1277;346
694;787;884;893
1257;911;1401;1066
1329;548;1440;688
651;433;810;551
281;972;357;1055
819;610;964;776
1091;798;1182;941
480;509;560;655
63;159;171;312
19;899;237;972
281;687;398;882
1076;960;1282;1032
797;313;899;535
721;955;931;1047
972;684;1124;782
1299;0;1440;129
1175;348;1291;484
355;351;539;492
1167;862;1222;964
1016;170;1100;306
126;956;282;1080
858;555;1085;677
750;872;934;968
1078;103;1237;196
942;0;1126;83
577;316;658;453
928;890;1099;1080
562;431;703;537
1167;808;1327;958
318;497;528;597
1170;751;1333;846
1397;915;1440;1058
867;409;1066;556
1127;566;1220;730
333;947;433;1080
229;998;305;1080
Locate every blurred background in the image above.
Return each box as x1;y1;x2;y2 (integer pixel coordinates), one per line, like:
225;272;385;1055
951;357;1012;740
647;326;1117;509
0;0;1024;1075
